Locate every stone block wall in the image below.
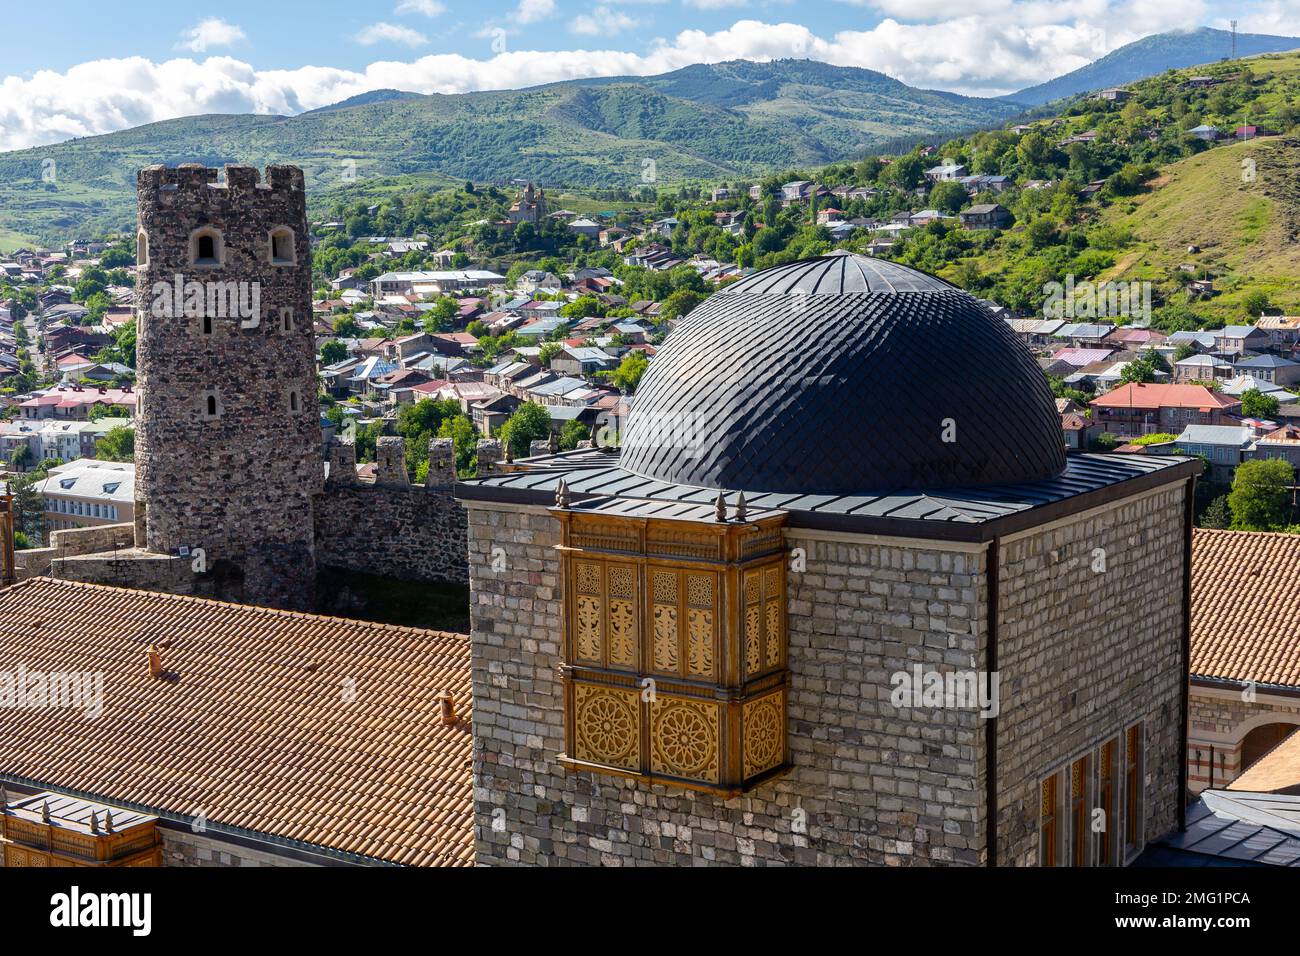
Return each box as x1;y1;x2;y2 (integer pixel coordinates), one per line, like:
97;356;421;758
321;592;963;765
314;438;468;586
161;829;318;867
14;522;135;580
994;483;1188;865
51;549;200;596
134;164;321;610
467;503;988;866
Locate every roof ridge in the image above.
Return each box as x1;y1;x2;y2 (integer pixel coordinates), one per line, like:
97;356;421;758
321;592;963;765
11;576;470;641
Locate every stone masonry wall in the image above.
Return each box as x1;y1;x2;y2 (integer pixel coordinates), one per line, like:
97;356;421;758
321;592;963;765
161;828;318;867
314;437;468;585
135;164;321;610
14;523;135;580
468;503;987;866
994;484;1188;865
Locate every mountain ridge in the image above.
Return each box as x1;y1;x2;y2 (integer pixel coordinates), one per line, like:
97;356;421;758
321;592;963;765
1011;27;1300;105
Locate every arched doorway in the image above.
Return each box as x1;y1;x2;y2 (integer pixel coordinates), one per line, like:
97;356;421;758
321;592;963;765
1241;723;1299;772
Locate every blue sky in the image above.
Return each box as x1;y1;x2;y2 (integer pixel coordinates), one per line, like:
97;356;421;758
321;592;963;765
0;0;1295;151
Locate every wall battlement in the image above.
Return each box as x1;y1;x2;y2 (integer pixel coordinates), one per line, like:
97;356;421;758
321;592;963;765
137;163;304;200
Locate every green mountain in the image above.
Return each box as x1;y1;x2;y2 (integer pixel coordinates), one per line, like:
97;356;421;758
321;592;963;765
0;59;1020;248
1011;27;1300;105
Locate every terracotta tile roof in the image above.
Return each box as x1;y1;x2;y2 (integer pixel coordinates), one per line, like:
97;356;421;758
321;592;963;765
1192;529;1300;688
1228;731;1300;794
0;578;473;866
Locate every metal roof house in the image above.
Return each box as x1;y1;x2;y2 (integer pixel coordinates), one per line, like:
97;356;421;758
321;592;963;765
456;252;1200;867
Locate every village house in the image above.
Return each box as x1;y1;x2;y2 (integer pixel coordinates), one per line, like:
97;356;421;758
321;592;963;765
1174;353;1235;384
958;203;1010;230
1214;325;1271;355
1188;530;1300;795
1234;353;1300;388
1171;425;1255;483
1247;424;1300;469
35;458;135;532
1091;383;1242;437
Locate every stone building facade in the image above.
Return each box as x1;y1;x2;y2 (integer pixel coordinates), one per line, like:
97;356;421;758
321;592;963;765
135;163;321;609
461;476;1193;866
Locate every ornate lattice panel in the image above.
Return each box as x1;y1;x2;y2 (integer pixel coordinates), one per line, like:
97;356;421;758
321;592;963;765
650;697;721;784
569;560;639;671
573;684;641;771
742;691;786;780
556;506;791;794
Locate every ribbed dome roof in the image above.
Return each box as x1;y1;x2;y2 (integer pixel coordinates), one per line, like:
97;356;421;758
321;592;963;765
619;253;1066;495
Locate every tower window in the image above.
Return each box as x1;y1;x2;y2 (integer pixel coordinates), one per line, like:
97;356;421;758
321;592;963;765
202;391;222;420
190;228;223;267
137;231;148;266
270;228;295;265
281;308;294;332
202;314;213;335
289;390;300;413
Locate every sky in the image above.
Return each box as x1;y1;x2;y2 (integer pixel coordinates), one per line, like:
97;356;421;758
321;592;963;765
1;0;1298;152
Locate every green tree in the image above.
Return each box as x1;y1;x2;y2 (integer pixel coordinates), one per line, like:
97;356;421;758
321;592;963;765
1201;495;1231;529
609;350;649;393
320;340;348;365
1227;458;1294;530
539;342;563;367
501;402;552;459
1241;289;1271;319
929;180;968;214
558;418;588;451
95;426;135;462
1240;388;1280;419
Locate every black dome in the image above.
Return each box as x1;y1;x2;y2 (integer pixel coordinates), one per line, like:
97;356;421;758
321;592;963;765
619;253;1066;495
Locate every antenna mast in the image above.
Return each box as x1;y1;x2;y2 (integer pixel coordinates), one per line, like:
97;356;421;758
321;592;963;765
1231;20;1238;60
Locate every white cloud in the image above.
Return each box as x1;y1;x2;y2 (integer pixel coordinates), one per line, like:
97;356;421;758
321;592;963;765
683;0;751;8
571;6;642;34
177;17;246;53
395;0;448;15
354;23;430;47
515;0;558;23
0;7;1227;152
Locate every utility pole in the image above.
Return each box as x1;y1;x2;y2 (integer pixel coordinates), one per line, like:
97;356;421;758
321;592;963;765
1231;20;1238;60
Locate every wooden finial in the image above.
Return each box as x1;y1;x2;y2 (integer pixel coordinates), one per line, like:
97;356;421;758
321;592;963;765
548;431;559;454
555;479;570;509
505;440;514;463
714;490;727;522
41;801;50;823
104;809;114;833
89;810;100;834
735;491;747;522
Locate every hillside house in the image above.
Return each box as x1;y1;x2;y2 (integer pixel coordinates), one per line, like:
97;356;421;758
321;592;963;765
959;203;1009;230
1235;354;1300;387
1091;383;1242;438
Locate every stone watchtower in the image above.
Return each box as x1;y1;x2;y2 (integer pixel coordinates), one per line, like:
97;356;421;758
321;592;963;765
134;164;321;608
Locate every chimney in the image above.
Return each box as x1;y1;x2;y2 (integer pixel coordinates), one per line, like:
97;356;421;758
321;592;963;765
146;644;163;678
436;691;457;725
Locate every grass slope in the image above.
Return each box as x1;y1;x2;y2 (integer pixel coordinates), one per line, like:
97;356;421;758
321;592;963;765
1098;136;1300;319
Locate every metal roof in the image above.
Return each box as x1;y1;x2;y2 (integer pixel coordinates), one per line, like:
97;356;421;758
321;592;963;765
619;256;1066;494
458;450;1197;542
717;251;955;295
1157;790;1300;866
